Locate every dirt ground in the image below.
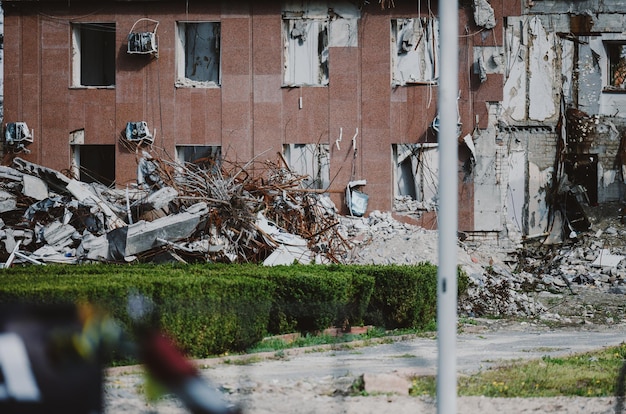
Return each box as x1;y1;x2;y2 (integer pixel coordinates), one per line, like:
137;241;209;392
103;286;626;414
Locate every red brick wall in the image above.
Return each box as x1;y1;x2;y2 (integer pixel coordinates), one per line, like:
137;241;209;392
2;0;507;231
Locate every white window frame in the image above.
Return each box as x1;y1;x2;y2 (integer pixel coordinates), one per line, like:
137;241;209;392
71;23;116;88
391;18;439;86
175;22;221;88
283;17;329;87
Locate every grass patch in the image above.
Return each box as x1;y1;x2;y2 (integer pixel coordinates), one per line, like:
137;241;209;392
410;342;626;398
246;326;401;354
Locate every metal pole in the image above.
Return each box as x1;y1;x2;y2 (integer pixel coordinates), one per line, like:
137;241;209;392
437;1;459;413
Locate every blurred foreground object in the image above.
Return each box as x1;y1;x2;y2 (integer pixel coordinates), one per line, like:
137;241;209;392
0;302;240;414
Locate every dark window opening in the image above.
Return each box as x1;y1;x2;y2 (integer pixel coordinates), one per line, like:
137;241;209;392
606;41;626;91
76;23;116;87
77;145;116;187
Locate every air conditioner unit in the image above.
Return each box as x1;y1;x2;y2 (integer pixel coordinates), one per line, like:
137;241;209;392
125;121;153;144
127;32;158;55
127;18;159;56
4;122;34;153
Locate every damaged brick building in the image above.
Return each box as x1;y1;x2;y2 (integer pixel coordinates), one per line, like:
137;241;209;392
2;0;626;244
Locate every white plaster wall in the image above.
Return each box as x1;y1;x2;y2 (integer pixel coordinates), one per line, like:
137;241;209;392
503;17;527;122
528;17;557;121
527;162;552;236
472;128;504;232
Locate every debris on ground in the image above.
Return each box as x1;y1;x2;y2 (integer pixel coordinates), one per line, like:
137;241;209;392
2;149;626;322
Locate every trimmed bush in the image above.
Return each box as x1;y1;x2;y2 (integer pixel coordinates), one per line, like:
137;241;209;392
264;266;352;334
0;262;469;358
0;264;273;358
361;263;466;330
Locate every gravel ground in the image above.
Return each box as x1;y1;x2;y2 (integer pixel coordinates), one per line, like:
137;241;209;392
103;314;626;414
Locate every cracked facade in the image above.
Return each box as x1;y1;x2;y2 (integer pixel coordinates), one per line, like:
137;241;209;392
3;0;626;243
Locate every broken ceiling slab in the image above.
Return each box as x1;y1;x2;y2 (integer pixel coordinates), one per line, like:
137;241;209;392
107;202;209;260
66;180;126;230
13;157;72;192
256;211;307;247
0;165;24;182
263;243;312;266
143;186;178;210
30;245;77;264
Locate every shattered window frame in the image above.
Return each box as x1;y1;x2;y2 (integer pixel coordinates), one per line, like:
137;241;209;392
282;15;330;87
605;41;626;92
175;21;221;88
71;23;116;88
175;145;222;172
390;18;439;86
392;143;439;206
282;143;330;190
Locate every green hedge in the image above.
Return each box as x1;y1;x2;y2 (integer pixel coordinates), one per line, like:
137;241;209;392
360;263;469;330
0;264;273;358
0;262;467;358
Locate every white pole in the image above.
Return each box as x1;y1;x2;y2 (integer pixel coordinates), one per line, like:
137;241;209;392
437;1;459;413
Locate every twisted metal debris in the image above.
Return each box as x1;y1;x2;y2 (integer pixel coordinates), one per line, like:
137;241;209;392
0;147;353;266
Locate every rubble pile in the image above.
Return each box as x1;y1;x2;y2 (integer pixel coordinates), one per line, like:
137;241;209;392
2;149;626;322
0;153;351;266
344;207;626;319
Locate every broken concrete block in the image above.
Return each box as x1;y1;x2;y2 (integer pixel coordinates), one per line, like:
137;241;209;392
108;202;208;260
76;233;110;261
473;0;496;29
3;230;17;255
22;174;49;201
144;186;178;210
360;373;410;396
0;190;17;213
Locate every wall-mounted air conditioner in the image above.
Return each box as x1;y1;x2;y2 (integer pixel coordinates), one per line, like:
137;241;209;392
125;121;154;144
4;122;34;153
127;18;159;56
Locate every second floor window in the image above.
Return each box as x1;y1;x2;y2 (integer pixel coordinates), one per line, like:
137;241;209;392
71;23;116;87
391;18;439;86
283;17;329;86
606;41;626;91
176;22;221;87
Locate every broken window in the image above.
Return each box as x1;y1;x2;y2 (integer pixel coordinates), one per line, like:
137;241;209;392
176;22;221;87
393;143;438;209
282;144;330;189
71;23;116;87
176;145;222;171
605;41;626;91
391;18;439;86
283;16;329;86
70;144;116;187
